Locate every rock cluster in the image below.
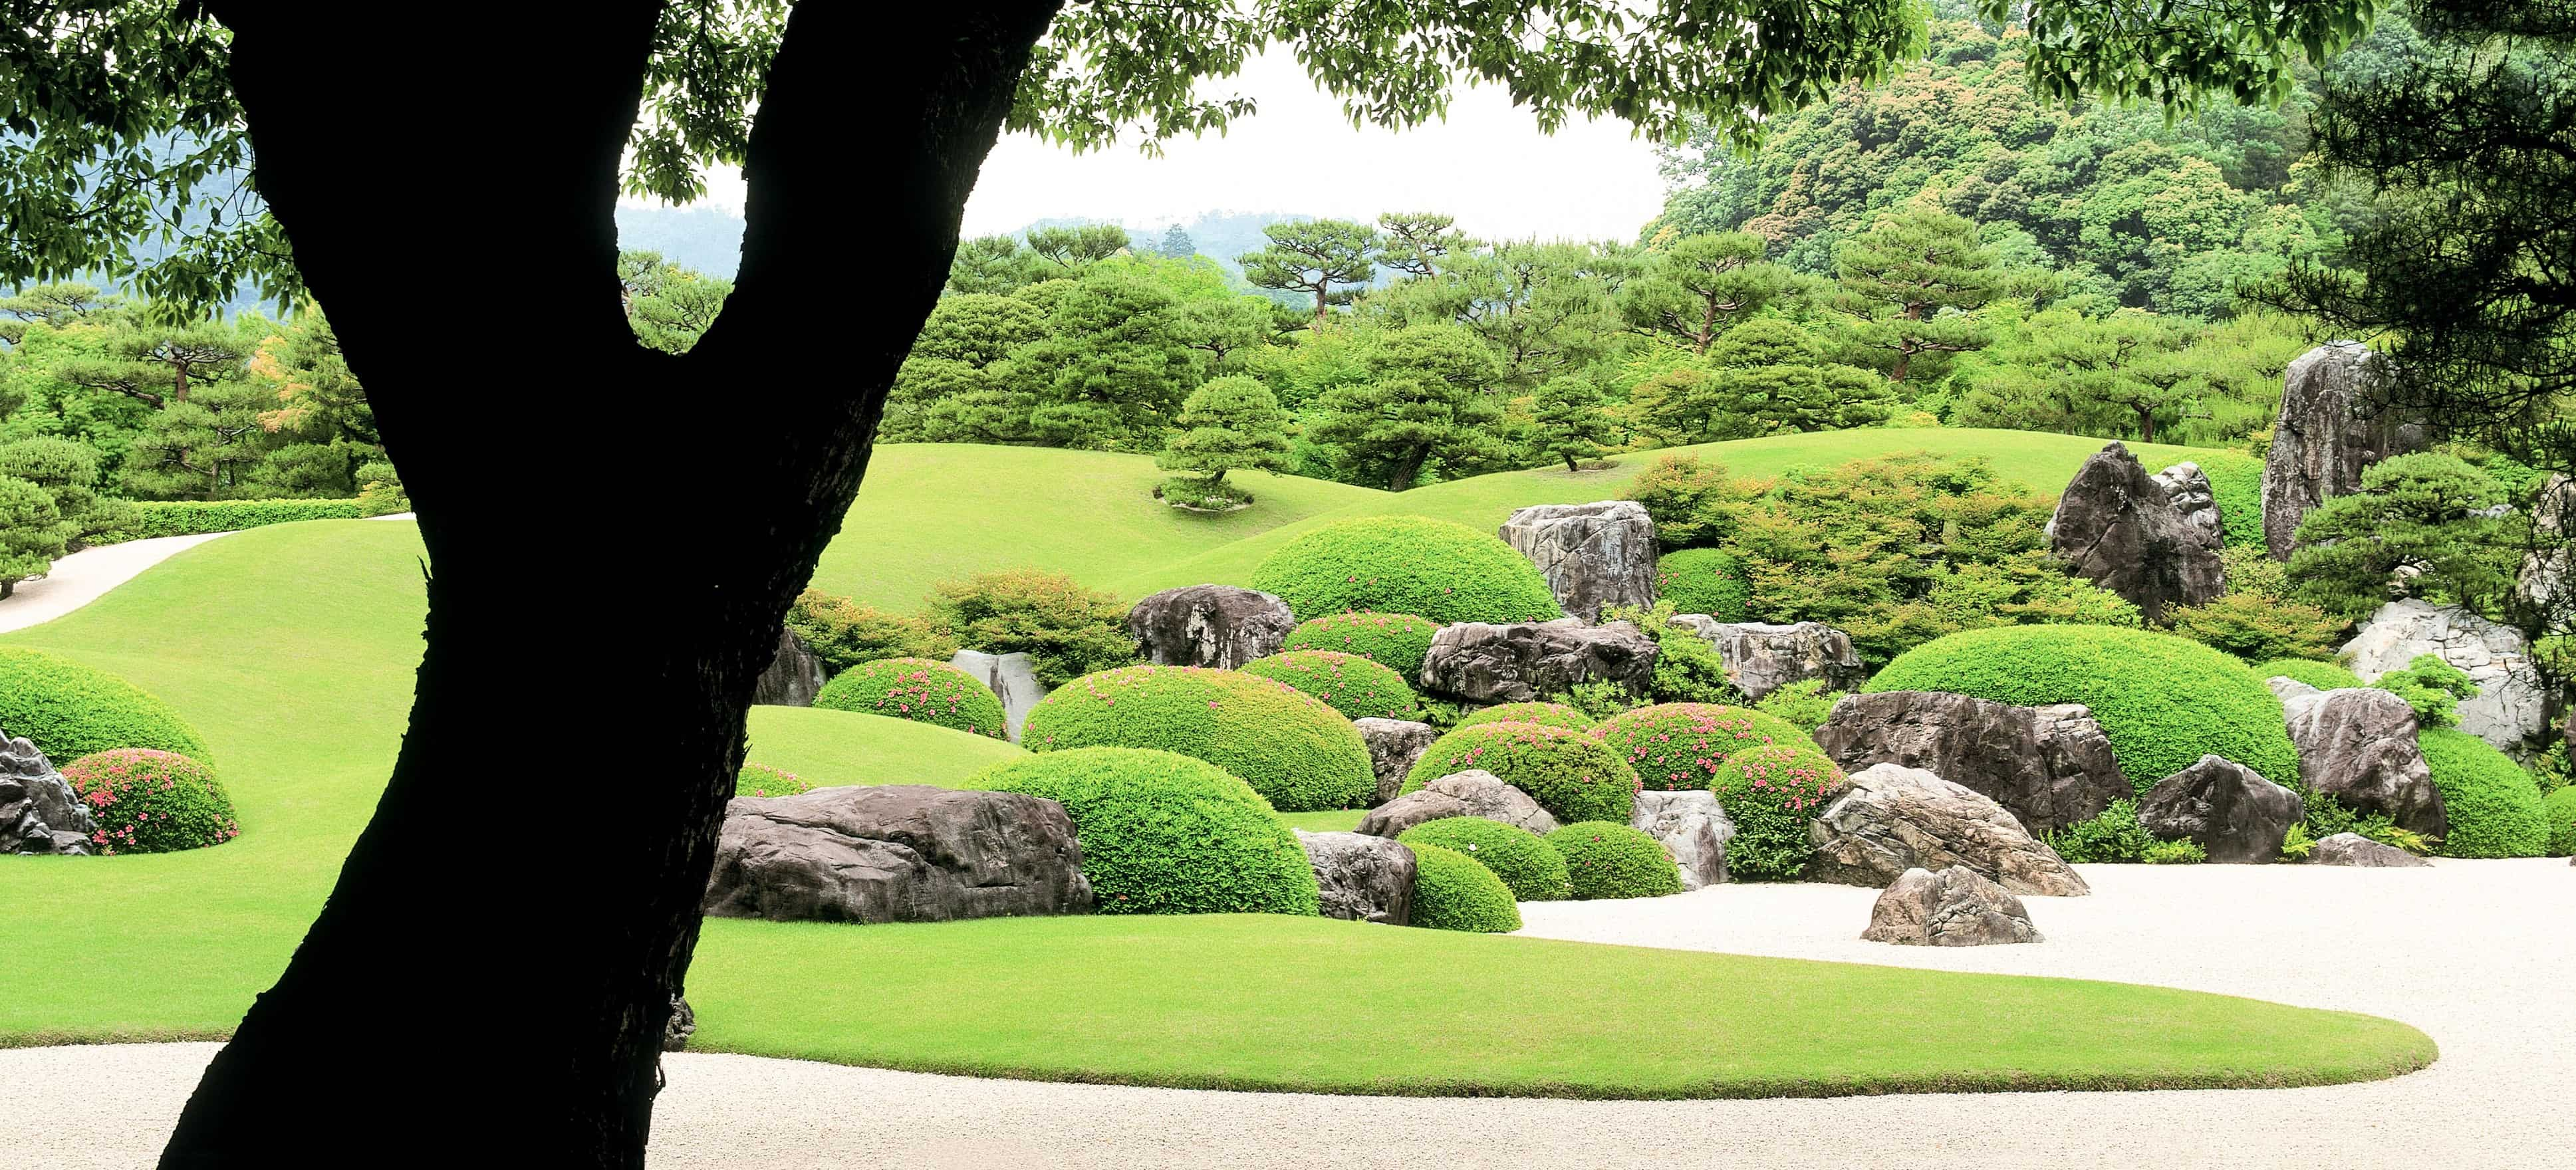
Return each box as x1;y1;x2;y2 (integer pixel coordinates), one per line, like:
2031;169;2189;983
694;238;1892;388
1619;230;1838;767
1352;717;1437;807
751;627;827;707
0;733;92;856
1356;770;1559;838
1629;789;1733;890
2046;441;2224;621
1663;617;1865;702
704;785;1091;924
1811;691;2127;834
2262;342;2422;560
1496;501;1660;621
2341;598;2548;756
1126;584;1297;671
2137;755;2304;864
1862;866;2042;947
1416;618;1657;705
1805;764;2089;897
2271;678;2448;839
1296;830;1416;925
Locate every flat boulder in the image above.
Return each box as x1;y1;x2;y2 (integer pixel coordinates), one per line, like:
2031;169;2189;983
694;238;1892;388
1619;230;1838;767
951;649;1048;743
1806;764;2089;897
704;784;1091;924
1664;617;1865;702
1126;584;1297;670
0;733;92;856
2047;441;2224;621
2341;598;2549;755
2263;342;2422;560
2137;755;2305;864
2275;680;2448;839
2308;831;2432;868
1417;618;1657;705
1355;769;1560;838
1496;501;1660;621
1352;717;1438;807
1862;866;2042;947
1811;691;2126;834
1630;789;1733;889
1295;830;1416;925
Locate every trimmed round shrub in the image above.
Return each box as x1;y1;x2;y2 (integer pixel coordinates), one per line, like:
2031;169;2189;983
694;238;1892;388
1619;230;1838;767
1591;703;1812;793
1708;743;1848;882
813;657;1009;737
1865;625;2301;792
1404;842;1522;932
1250;516;1560;624
2542;785;2576;856
1656;547;1751;620
970;747;1321;915
1397;816;1572;901
1281;611;1442;677
1240;649;1420;721
1402;722;1638;825
60;749;237;855
1454;701;1597;733
2254;659;2365;691
0;647;209;765
1547;821;1683;899
735;763;812;798
1021;665;1374;812
2416;728;2550;858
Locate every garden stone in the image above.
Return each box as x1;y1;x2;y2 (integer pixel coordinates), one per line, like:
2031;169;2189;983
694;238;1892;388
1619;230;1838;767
2151;460;2224;544
1806;764;2089;897
751;626;827;707
0;733;92;856
1417;618;1657;705
1861;866;2042;947
2137;755;2305;864
950;649;1048;743
1352;717;1437;807
1630;789;1732;889
662;996;696;1052
1126;584;1297;670
2263;342;2424;560
704;785;1091;925
2275;681;2448;839
2308;832;2432;868
1811;691;2127;834
2341;598;2549;756
1354;769;1559;838
1664;617;1865;702
2045;441;2224;622
1295;830;1415;925
1495;500;1660;621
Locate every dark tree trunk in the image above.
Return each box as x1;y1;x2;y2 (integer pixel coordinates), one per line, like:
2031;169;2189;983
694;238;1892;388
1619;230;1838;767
162;4;1061;1167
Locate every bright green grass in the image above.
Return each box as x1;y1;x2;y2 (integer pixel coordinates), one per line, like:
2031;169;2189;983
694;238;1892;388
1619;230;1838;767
743;706;1024;789
1277;810;1367;833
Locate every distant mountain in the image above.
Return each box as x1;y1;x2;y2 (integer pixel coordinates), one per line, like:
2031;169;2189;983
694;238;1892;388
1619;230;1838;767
613;205;747;279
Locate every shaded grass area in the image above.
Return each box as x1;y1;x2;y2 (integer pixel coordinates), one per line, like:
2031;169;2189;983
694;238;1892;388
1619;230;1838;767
744;706;1025;789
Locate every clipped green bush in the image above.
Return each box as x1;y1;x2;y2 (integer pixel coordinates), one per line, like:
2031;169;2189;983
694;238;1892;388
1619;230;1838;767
1454;701;1597;733
1241;649;1420;721
1865;625;2300;792
1590;703;1811;793
2255;659;2365;691
1250;516;1561;624
2417;728;2550;858
2542;786;2576;856
1402;722;1638;825
1656;547;1751;620
1397;816;1572;901
61;749;237;854
1279;611;1441;678
1404;841;1522;932
735;763;813;798
0;647;209;764
1547;821;1683;899
814;657;1008;738
1752;679;1844;733
2046;800;2156;863
971;747;1321;915
2142;839;2208;864
1708;743;1848;881
1022;664;1374;812
126;498;364;539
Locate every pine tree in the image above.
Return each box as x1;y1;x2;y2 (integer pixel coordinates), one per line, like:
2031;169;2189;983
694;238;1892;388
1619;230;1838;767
1833;208;1999;382
1618;231;1791;354
1238;219;1380;328
0;475;65;599
1157;374;1292;491
1529;375;1616;472
1157;223;1195;259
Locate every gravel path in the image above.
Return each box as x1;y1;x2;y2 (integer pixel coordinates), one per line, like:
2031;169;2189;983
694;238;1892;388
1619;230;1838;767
0;533;227;634
12;862;2569;1169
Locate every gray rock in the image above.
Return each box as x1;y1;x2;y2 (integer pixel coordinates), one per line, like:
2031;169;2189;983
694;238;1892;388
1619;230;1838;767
1811;691;2127;834
1806;764;2090;897
662;996;696;1052
1862;866;2042;947
2046;441;2224;622
1355;769;1560;838
2152;461;2224;545
2137;755;2305;864
2263;342;2424;560
1417;618;1657;705
1496;501;1660;621
2309;832;2432;868
2342;598;2549;756
751;626;827;707
1126;584;1297;670
1295;830;1416;925
1630;789;1733;889
950;649;1049;743
704;785;1091;924
1664;617;1866;702
1352;717;1437;807
0;733;93;856
2277;681;2448;839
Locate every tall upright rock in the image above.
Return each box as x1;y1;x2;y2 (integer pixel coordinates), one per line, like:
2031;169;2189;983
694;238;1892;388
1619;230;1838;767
1126;584;1296;670
1496;501;1660;621
751;627;827;707
2047;441;2224;622
2261;342;2423;560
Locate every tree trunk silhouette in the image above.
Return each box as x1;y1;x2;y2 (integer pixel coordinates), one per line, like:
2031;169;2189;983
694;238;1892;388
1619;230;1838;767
160;4;1061;1167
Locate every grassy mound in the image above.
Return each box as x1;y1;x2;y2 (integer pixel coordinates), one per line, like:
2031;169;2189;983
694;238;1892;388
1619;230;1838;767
973;747;1321;915
2416;729;2550;859
1251;516;1560;624
743;706;1025;789
813;656;1008;738
0;646;209;764
1403;722;1638;825
1240;649;1421;721
1023;665;1375;812
1279;611;1441;678
1398;816;1572;901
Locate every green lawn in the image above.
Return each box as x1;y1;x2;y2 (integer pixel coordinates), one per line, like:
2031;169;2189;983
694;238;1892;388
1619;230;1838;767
745;706;1024;788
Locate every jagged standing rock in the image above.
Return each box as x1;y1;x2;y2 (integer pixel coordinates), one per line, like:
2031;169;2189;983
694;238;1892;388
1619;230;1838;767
751;626;828;707
1126;584;1297;670
0;733;93;856
950;649;1049;743
2341;598;2549;757
1295;830;1416;925
1630;789;1733;889
1811;691;2127;834
2137;755;2305;864
1495;501;1660;621
1806;763;2090;897
1862;866;2043;947
2047;441;2224;621
1663;617;1866;702
2262;342;2424;560
1352;717;1437;807
2151;461;2224;545
662;996;696;1052
1416;618;1657;705
2271;679;2448;839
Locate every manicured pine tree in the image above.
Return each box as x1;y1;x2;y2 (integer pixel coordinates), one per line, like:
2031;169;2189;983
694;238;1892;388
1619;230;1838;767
1833;207;2000;382
1239;218;1380;329
1618;231;1792;354
0;475;65;599
1529;374;1616;472
1157;374;1293;489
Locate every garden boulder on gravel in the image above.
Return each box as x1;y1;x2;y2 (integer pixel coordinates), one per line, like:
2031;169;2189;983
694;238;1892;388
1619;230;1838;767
1352;717;1437;806
1806;764;2090;897
1295;830;1415;925
1417;618;1658;705
0;733;92;856
1126;584;1297;670
2341;598;2549;755
1495;500;1660;621
2272;679;2448;840
1356;769;1559;838
1811;690;2128;834
2307;832;2432;868
1629;789;1733;889
1863;866;2043;947
703;785;1092;925
2137;755;2305;864
1664;617;1865;701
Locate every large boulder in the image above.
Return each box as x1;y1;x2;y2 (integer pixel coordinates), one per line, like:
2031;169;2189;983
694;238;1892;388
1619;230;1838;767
1295;830;1416;925
1126;584;1297;670
2137;755;2305;864
751;627;828;707
2308;832;2432;868
1630;789;1733;889
2263;342;2424;560
1806;764;2090;897
0;733;92;856
1664;617;1865;702
1355;769;1560;838
1352;717;1437;807
2046;441;2224;622
703;785;1091;924
662;996;696;1052
1417;618;1657;705
1811;691;2128;834
2341;598;2549;755
950;649;1048;743
1862;866;2042;947
2274;680;2448;839
1496;501;1660;621
2152;461;2224;545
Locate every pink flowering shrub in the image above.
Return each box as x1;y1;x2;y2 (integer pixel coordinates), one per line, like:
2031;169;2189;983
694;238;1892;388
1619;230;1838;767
61;748;239;855
1589;702;1810;792
1401;722;1639;824
1454;701;1598;733
1240;649;1420;721
735;763;813;798
1279;611;1441;677
1707;743;1847;881
814;657;1008;739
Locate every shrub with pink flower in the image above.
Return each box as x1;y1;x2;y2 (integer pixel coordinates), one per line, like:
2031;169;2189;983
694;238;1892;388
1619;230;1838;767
1240;649;1421;721
1401;721;1639;824
813;657;1008;739
61;748;239;855
1706;743;1847;881
735;763;813;798
1278;611;1441;677
1589;702;1810;792
1454;701;1598;733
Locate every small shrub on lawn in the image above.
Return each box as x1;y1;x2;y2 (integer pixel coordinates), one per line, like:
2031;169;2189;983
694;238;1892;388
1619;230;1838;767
1404;842;1522;932
61;749;237;854
1656;547;1751;620
973;747;1321;916
2255;659;2365;691
1706;743;1847;881
1753;679;1845;733
927;569;1136;691
1402;722;1639;825
1241;649;1421;721
1022;665;1375;812
1250;516;1561;624
814;657;1008;738
786;588;959;673
2047;800;2156;863
1280;611;1442;678
1156;477;1253;511
2142;839;2208;864
1398;816;1572;901
735;764;813;798
0;647;209;764
1546;821;1683;899
2541;786;2576;856
2418;728;2550;858
1454;701;1597;733
1590;702;1811;793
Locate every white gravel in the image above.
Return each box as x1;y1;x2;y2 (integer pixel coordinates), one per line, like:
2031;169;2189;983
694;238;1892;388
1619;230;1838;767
13;859;2571;1169
0;532;226;634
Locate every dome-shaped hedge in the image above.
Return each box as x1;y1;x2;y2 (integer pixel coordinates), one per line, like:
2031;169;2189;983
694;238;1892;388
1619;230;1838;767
1240;650;1421;721
735;763;813;798
1280;612;1442;678
1251;517;1561;624
60;749;237;854
2543;785;2576;856
1865;626;2300;792
1021;665;1375;812
2417;729;2549;858
814;657;1007;738
970;747;1321;915
1396;816;1571;901
1656;548;1751;620
1404;842;1522;932
1708;743;1848;881
1546;821;1682;899
0;647;208;765
1590;703;1812;793
1454;701;1598;733
2255;659;2365;691
1402;722;1638;825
